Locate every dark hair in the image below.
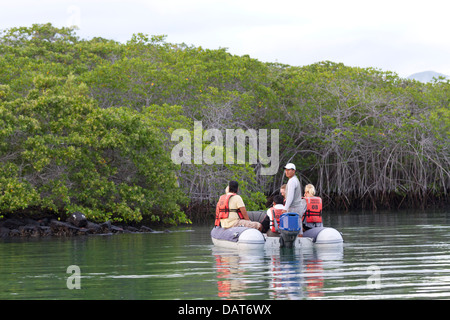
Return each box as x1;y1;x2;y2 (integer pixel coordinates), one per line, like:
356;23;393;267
228;181;239;193
273;195;284;205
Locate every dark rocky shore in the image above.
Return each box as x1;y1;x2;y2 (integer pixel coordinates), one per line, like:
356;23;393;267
0;212;167;239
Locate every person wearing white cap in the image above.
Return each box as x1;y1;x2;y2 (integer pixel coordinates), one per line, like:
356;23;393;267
282;163;306;234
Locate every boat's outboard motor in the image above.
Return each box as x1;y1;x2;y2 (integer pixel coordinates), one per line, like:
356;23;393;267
278;212;302;248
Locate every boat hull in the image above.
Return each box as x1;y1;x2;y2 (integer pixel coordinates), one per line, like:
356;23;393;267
211;226;343;250
211;227;266;250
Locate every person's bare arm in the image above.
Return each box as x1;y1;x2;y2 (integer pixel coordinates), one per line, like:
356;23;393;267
239;207;249;220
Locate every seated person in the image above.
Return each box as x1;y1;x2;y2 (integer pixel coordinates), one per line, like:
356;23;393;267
302;184;323;231
280;184;286;200
261;195;285;236
215;181;262;231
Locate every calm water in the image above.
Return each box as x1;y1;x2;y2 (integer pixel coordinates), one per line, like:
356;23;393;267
1;210;450;300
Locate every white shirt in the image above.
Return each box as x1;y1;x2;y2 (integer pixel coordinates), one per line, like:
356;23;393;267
266;204;285;221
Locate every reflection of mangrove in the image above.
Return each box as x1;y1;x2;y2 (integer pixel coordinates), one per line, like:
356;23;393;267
213;246;343;299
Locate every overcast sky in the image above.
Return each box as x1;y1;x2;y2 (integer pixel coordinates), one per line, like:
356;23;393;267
1;0;449;77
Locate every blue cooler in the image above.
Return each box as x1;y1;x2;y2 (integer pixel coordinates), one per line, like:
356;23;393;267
279;212;302;232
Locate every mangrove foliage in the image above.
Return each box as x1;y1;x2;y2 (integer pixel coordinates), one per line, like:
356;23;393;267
0;24;448;224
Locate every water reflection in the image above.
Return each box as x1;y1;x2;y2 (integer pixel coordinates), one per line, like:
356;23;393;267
212;245;344;299
1;211;450;299
304;258;324;298
266;249;303;299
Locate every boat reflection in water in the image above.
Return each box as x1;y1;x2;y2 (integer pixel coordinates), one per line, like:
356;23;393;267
212;244;344;299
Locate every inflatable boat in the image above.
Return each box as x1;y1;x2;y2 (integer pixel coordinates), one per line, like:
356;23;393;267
211;211;343;250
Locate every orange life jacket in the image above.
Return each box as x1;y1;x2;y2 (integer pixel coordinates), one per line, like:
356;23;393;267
303;196;323;224
215;193;243;227
270;207;284;233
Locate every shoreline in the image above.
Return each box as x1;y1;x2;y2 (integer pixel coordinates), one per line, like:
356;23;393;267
0;213;169;239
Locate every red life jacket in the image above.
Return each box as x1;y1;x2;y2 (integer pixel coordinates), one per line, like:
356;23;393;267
270;207;284;233
215;193;243;227
303;196;323;224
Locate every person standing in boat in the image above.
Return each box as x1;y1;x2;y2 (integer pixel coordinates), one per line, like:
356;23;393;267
214;181;262;231
281;163;306;235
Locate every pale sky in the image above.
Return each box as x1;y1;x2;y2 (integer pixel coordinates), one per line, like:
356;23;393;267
1;0;449;77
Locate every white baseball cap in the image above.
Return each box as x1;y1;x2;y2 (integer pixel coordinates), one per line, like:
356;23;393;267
284;163;296;170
